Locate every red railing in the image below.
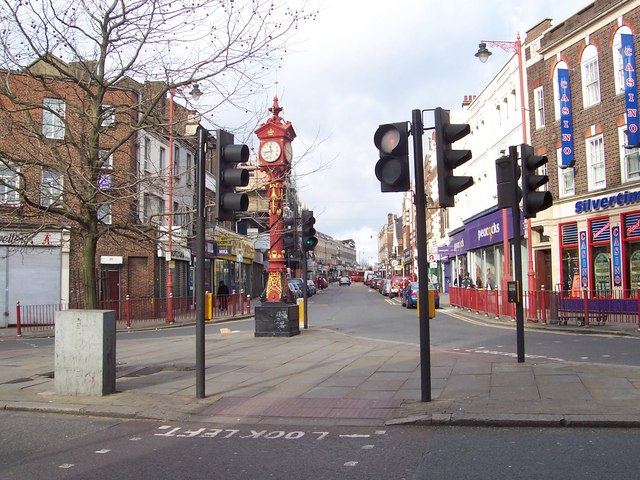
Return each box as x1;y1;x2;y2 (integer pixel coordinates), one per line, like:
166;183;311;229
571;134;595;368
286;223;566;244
449;287;640;328
15;291;252;335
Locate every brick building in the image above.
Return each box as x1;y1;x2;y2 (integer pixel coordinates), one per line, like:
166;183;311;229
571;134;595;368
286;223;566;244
527;0;640;294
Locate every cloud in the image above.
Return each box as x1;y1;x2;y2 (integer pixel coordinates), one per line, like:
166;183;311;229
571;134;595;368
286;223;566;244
256;0;592;264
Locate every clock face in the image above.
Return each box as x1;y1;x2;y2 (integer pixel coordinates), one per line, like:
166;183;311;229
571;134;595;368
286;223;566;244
261;141;281;162
284;142;293;161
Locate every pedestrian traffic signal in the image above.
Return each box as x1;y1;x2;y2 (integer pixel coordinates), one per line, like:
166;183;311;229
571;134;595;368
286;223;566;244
434;107;474;207
374;122;410;192
521;143;553;218
301;210;318;251
215;129;250;221
282;214;297;252
495;146;522;209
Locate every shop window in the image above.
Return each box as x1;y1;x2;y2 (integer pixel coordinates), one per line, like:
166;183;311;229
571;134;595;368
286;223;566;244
560;222;579;293
589;217;611;296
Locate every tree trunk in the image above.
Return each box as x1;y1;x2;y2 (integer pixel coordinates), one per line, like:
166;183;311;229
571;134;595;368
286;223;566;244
82;233;99;309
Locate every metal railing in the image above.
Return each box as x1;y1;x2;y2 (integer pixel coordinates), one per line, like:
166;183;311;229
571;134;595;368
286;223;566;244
15;291;252;336
449;286;640;329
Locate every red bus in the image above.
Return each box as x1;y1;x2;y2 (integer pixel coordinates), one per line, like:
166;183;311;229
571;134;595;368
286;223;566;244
348;269;365;282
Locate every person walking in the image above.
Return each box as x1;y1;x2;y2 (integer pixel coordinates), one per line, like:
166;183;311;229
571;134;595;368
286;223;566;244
217;280;229;312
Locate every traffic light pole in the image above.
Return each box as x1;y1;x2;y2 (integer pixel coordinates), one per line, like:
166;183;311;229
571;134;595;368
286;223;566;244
509;146;526;363
412;109;431;402
195;125;207;398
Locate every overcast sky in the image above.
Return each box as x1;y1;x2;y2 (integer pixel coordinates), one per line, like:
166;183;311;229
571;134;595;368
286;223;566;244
254;0;592;264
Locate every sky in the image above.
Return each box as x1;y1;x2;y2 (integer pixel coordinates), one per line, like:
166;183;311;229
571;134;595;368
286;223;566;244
250;0;592;265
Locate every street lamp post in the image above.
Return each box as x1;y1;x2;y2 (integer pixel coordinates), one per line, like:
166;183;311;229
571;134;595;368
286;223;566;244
476;34;537;307
167;83;202;324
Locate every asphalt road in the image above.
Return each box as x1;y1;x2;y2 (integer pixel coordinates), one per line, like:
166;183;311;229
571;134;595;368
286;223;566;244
3;411;640;480
311;282;640;366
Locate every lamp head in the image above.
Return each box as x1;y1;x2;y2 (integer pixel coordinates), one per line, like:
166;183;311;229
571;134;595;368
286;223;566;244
475;42;492;63
189;83;203;100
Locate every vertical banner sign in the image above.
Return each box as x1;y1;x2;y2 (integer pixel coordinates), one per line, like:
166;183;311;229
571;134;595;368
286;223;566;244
579;231;588;288
611;225;622;287
558;68;575;168
622;33;640;147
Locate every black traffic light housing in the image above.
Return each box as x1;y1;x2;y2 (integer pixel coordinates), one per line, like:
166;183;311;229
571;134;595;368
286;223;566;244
495;147;522;210
301;210;318;251
434;107;474;207
374;122;410;192
282;214;297;252
215;129;250;221
521;143;553;218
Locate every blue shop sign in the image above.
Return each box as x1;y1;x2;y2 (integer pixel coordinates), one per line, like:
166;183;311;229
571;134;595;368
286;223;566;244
448;208;522;255
575;189;640;214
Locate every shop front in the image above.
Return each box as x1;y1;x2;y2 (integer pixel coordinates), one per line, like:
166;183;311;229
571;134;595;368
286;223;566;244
557;189;640;297
448;207;523;291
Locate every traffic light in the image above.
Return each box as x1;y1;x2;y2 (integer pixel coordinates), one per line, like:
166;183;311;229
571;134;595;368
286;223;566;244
282;214;297;252
373;122;410;192
434;107;474;207
301;210;318;251
521;143;553;218
215;129;250;221
495;146;522;209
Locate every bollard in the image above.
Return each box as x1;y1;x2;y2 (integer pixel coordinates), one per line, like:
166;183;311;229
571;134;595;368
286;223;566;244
126;295;132;329
246;294;251;314
540;285;547;324
297;297;304;328
15;301;21;337
204;291;212;320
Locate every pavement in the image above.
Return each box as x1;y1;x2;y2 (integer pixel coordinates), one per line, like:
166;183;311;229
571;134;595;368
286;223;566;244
1;295;640;428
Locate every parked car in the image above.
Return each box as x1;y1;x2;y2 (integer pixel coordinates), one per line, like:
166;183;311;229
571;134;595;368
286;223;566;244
401;282;440;309
390;275;412;297
339;276;351;286
307;279;317;295
381;279;392;296
290;277;313;296
287;280;303;299
370;276;382;290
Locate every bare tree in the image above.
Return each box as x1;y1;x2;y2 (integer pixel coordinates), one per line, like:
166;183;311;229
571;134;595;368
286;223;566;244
0;0;315;308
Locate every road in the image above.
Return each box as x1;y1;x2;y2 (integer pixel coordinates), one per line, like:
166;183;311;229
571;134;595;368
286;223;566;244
2;411;639;479
310;281;640;366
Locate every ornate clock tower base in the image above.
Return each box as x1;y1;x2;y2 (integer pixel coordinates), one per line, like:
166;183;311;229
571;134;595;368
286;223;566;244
255;302;300;337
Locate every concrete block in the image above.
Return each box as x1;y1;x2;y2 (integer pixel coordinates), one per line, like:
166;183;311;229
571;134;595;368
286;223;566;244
54;310;116;396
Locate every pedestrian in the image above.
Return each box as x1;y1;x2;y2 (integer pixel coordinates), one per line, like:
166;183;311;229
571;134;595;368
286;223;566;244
461;272;473;289
217;280;229;312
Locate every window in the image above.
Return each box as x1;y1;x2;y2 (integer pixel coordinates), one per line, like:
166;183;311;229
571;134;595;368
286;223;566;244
557;148;575;197
100;105;115;127
173;145;180;177
620;127;640;182
586;135;605;190
581;44;600;108
552;62;568;121
144;137;151;172
534;86;545;129
159;146;166;172
173;201;180;226
42;98;65;139
97;203;112;224
186;152;193;186
41;168;63;207
495;105;501;126
98;149;113;169
0;164;19;205
613;26;632;95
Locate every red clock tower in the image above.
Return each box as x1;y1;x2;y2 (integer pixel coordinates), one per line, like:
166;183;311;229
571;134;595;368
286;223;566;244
254;96;300;336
